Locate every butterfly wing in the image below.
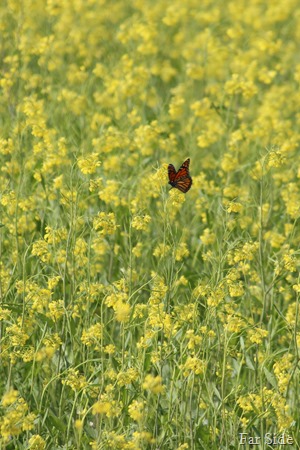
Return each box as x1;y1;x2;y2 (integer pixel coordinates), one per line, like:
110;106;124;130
168;164;177;184
175;176;192;193
174;158;190;181
168;158;192;193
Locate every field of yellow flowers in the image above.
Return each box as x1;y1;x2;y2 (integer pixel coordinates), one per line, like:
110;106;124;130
1;0;300;449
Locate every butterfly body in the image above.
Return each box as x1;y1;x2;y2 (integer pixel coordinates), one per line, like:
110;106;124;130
168;158;192;193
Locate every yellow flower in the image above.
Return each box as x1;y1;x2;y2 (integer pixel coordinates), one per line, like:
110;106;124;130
128;400;145;422
131;214;151;231
81;323;103;347
46;299;65;321
153;243;170;258
6;324;29;346
77;153;101;174
93;212;118;235
28;435;46;450
132;242;143;257
181;356;206;377
117;368;139;386
221;153;239;172
114;301;131;323
92;395;122;418
142;374;165;394
200;228;216;245
99;180;121;206
248;327;268;344
225;201;243;213
32;239;51;262
62;368;88;392
228;282;244;297
2;389;19;407
225;315;245;333
175;242;189;261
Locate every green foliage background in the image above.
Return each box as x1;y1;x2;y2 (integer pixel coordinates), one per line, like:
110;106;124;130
1;0;300;448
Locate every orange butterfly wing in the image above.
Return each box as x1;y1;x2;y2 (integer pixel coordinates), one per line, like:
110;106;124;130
174;177;192;193
168;158;192;193
168;164;177;183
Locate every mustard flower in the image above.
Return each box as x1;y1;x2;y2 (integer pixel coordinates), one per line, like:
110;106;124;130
200;228;216;245
99;180;121;206
44;226;67;244
2;389;19;406
292;284;300;294
78;152;101;175
46;299;65;321
103;431;131;448
175;444;190;450
174;303;198;324
186;330;202;350
93;62;107;78
249;160;264;180
105;291;126;309
225;200;243;213
281;183;300;219
6;323;29;346
81;323;103;347
181;356;206;377
89;177;103;193
132;242;143;257
117;368;139;386
264;230;285;248
104;344;116;355
247;327;268;344
32;239;51;263
0;307;10;320
92;400;111;415
273;353;293;393
228;282;245;297
0;392;35;442
133;431;155;445
175;242;189;261
57;89;86;115
221;153;239;172
62;368;88;392
92;395;122;418
267;150;285;168
168;189;186;216
227;241;259;265
114;300;131;323
131;214;151;231
74;237;88;265
53;174;64;189
134;122;161;156
283;253;297;272
169;95;185;119
128;400;146;422
36;334;62;361
149;275;168;305
93;211;117;235
142;374;165;394
153;243;170;258
197;119;225;148
271;393;294;431
224;315;245;333
163;4;188;26
207;286;225;307
175;275;188;286
47;275;61;290
28;435;46;450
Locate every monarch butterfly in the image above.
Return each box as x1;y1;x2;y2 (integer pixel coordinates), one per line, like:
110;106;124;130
168;158;192;193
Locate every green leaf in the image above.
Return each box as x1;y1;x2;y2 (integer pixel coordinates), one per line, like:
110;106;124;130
263;367;277;388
